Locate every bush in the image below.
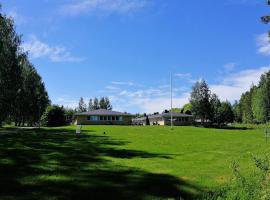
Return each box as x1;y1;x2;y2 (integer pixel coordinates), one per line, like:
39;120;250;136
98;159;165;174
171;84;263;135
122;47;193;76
203;153;270;200
41;105;66;127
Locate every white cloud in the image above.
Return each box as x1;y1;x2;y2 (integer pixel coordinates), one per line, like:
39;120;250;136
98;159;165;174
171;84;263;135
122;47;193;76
22;35;84;62
54;97;78;108
53;66;270;113
257;33;270;56
111;81;137;86
211;66;270;102
60;0;149;16
224;62;236;72
7;9;27;25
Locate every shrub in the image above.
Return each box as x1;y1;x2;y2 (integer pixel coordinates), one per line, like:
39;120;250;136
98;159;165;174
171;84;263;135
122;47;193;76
203;153;270;200
41;105;66;127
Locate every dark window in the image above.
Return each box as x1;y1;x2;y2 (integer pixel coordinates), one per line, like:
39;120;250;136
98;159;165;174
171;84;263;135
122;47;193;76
112;116;115;121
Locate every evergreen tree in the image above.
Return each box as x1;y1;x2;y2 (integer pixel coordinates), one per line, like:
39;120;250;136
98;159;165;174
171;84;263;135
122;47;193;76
239;91;253;123
93;97;99;110
105;97;112;110
78;97;87;113
190;80;212;124
217;101;234;125
88;99;94;111
99;97;106;109
210;94;221;124
232;101;242;123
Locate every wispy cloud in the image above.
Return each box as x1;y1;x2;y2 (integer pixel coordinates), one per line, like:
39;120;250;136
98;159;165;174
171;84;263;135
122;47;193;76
22;35;84;62
53;66;270;113
60;0;149;16
7;8;28;25
111;81;142;87
224;62;236;72
211;66;270;102
257;33;270;56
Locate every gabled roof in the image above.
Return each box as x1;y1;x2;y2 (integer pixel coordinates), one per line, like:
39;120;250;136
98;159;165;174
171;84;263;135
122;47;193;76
75;109;132;116
133;113;193;121
153;112;193;119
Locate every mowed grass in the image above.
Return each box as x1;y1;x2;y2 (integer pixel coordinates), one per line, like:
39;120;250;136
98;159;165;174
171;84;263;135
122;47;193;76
0;125;268;200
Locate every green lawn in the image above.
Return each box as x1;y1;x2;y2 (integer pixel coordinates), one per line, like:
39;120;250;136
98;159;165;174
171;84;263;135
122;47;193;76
0;125;268;200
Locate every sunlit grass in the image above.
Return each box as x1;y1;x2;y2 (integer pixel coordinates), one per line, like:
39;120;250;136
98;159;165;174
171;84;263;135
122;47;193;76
0;125;268;199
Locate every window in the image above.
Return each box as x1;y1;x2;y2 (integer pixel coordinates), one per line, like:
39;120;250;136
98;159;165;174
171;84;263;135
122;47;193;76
108;116;112;121
119;116;123;121
104;116;108;121
112;116;115;121
90;116;98;121
116;116;119;121
100;116;104;121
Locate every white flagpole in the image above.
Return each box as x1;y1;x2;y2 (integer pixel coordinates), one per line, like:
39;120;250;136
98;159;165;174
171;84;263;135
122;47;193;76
171;72;173;130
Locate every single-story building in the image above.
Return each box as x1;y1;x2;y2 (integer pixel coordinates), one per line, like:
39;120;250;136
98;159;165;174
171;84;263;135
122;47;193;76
74;109;133;125
132;112;193;126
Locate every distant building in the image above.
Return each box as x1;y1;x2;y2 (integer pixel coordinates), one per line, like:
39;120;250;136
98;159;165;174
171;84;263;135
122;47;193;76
132;112;193;126
74;109;133;125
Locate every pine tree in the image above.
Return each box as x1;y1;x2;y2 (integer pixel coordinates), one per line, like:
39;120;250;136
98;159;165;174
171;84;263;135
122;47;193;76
88;99;94;111
78;97;87;113
93;98;99;110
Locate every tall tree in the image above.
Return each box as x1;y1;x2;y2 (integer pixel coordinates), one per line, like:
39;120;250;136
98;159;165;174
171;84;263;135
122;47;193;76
190;80;212;124
239;91;253;123
104;97;112;110
78;97;87;113
99;97;106;109
217;101;234;125
232;101;242;123
93;97;99;110
0;10;22;126
88;98;94;111
210;93;221;124
261;0;270;36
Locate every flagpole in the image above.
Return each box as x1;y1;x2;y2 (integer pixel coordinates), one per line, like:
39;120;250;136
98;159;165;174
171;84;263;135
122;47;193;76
170;72;173;130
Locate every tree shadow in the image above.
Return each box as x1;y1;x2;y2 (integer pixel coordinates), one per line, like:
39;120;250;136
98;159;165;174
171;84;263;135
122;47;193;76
0;127;204;200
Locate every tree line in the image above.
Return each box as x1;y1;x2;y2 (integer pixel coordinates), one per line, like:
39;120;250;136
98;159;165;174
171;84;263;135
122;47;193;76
0;6;50;127
234;71;270;124
78;97;112;113
189;80;234;126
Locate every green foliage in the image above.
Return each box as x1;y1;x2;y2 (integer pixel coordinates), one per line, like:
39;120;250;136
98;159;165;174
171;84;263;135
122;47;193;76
204;154;270;200
237;71;270;124
88;98;93;111
190;80;234;126
0;8;50;126
170;108;181;113
217;102;234;125
64;107;75;124
232;101;242;123
41;105;66;127
93;97;99;110
99;97;112;110
190;80;213;124
85;97;113;111
240;91;253;123
182;103;192;114
78;97;87;113
252;86;266;123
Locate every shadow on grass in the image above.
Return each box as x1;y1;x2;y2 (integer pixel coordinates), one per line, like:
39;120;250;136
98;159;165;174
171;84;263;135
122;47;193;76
0;128;203;200
194;124;253;130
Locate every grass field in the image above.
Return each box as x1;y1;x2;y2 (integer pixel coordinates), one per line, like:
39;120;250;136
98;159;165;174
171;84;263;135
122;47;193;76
0;125;269;199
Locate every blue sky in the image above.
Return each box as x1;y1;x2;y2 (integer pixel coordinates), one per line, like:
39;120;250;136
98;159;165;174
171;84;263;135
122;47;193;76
1;0;270;113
